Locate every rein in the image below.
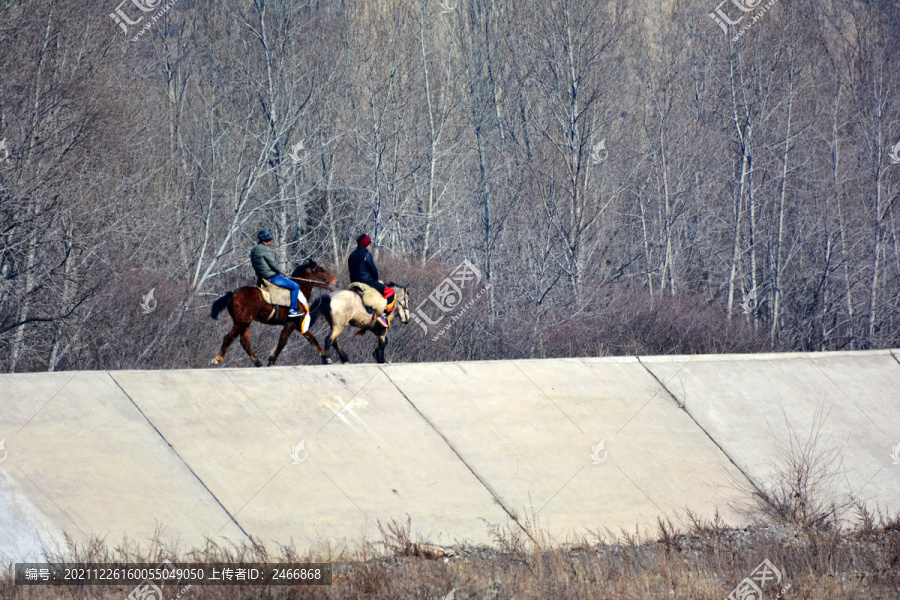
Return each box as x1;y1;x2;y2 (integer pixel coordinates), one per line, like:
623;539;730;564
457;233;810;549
290;275;331;286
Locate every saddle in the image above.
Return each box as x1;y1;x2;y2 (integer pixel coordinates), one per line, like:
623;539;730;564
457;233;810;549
349;282;388;316
258;279;292;307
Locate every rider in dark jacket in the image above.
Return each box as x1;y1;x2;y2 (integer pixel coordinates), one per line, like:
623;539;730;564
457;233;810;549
348;237;379;286
348;234;394;326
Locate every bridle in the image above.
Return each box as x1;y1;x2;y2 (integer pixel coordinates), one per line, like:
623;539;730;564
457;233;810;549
289;265;335;288
393;285;411;323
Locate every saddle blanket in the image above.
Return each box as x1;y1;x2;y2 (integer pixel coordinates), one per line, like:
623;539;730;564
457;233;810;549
349;281;388;315
258;279;292;307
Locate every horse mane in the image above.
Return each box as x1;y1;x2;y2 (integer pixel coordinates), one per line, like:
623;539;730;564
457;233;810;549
292;259;318;275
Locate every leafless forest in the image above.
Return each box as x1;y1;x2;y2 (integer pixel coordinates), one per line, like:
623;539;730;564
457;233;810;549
1;0;899;371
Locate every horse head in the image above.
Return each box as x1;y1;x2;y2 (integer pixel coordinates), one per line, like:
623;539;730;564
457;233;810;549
389;282;411;324
293;260;338;291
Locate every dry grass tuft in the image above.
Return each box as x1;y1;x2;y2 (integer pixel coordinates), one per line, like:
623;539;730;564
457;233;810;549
2;508;899;600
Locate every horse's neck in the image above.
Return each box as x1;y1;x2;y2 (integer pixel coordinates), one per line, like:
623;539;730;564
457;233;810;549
292;269;310;281
294;270;316;298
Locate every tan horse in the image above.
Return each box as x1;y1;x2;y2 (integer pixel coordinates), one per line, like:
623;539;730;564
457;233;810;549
308;284;411;364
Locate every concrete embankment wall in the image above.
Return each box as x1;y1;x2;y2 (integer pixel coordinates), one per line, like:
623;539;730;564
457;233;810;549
2;350;898;561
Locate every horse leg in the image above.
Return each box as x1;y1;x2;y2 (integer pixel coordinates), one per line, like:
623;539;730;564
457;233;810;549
210;323;242;366
373;334;387;364
328;325;350;364
322;319;338;353
239;324;263;367
302;330;332;364
269;322;296;367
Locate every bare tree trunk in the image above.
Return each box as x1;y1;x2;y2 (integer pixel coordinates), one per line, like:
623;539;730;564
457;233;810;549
821;235;832;350
638;191;654;295
726;46;751;320
48;223;75;371
827;85;855;349
772;68;794;343
325;155;340;265
659;126;674;295
10;232;37;372
747;156;757;332
417;1;451;263
868;155;883;344
10;11;53;371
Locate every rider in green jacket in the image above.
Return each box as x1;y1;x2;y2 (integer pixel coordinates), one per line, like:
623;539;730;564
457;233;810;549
251;231;307;318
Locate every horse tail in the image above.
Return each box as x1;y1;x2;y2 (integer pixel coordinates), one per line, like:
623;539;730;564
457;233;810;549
210;292;233;320
309;294;330;327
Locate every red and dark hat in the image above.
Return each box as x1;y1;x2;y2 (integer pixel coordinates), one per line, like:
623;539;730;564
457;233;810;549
357;234;372;247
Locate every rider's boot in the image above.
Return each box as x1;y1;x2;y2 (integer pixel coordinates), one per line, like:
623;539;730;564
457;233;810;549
379;288;395;328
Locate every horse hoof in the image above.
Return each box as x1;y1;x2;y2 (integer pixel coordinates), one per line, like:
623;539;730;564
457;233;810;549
253;360;263;368
209;357;222;366
322;356;333;364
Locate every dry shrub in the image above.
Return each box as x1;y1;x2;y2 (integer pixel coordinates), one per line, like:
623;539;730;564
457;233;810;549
542;287;770;358
741;402;852;531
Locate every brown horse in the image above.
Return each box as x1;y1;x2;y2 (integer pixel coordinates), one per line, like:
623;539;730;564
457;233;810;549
209;260;338;367
307;283;411;364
